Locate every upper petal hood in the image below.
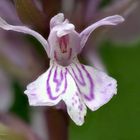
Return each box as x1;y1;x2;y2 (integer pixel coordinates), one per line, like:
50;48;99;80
50;13;75;37
50;13;65;29
48;13;81;66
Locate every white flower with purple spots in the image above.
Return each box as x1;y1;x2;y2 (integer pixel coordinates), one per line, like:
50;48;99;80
0;13;124;125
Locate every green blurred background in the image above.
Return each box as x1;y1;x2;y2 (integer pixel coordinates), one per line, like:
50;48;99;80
0;0;140;140
70;41;140;140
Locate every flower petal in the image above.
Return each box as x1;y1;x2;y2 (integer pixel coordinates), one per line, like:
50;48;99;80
61;69;87;125
0;17;49;54
50;13;64;29
25;61;87;125
80;15;124;48
24;64;67;106
68;62;117;111
56;23;75;37
50;13;75;37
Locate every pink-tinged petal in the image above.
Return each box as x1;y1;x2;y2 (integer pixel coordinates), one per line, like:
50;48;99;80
51;18;75;38
50;13;64;29
48;28;80;66
68;62;117;111
0;17;49;55
84;47;107;72
24;64;68;106
80;15;124;48
62;69;87;126
56;23;75;37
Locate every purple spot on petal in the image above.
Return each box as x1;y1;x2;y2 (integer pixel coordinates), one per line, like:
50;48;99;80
78;105;83;111
76;92;79;97
79;117;82;121
108;83;112;86
30;93;36;96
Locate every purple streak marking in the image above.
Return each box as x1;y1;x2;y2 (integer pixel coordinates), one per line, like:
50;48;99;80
70;64;85;86
61;68;68;94
46;66;68;100
81;65;94;100
68;64;94;101
68;48;72;60
46;66;60;100
53;66;64;92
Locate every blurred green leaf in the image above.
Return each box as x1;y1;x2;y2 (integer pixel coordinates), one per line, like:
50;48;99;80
0;123;26;140
70;40;140;140
100;0;113;8
10;80;30;122
0;113;42;140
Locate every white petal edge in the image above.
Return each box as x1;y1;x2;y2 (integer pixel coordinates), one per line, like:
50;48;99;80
50;13;64;29
86;68;117;111
24;65;63;106
0;17;49;54
80;15;125;48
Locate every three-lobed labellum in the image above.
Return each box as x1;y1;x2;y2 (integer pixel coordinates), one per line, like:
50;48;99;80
0;13;124;125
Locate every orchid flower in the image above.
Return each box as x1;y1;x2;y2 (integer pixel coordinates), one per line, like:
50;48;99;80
0;13;124;125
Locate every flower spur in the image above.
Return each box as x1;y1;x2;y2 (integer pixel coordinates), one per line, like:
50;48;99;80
0;13;124;125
